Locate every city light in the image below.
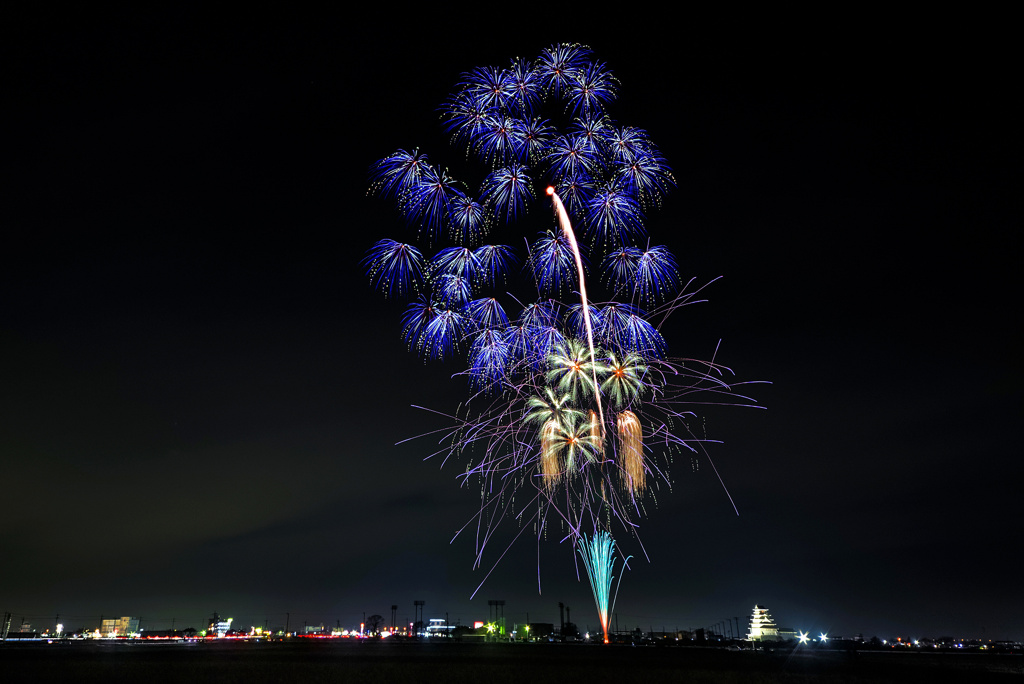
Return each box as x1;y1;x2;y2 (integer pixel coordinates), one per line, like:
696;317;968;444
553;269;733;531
3;604;1016;652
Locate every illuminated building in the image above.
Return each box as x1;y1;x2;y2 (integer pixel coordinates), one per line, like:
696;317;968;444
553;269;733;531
209;615;233;637
101;617;140;637
746;605;780;641
425;619;453;637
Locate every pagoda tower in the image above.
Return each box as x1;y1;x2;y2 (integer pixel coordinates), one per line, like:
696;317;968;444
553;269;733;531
746;605;780;641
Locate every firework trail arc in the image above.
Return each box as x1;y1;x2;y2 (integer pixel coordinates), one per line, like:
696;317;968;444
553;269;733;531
548;186;605;443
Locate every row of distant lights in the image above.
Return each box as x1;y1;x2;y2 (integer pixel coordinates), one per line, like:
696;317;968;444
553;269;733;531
798;634;978;649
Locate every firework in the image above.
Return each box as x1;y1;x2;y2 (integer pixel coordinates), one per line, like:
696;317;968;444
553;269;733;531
578;529;631;644
366;44;761;610
482;163;534;224
617;411;645;495
546;338;600;402
362;239;425;299
528;229;581;296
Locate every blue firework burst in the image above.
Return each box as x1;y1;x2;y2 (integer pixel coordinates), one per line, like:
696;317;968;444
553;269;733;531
614;149;675;209
566;61;618;116
464;297;509;329
468;328;511;391
520;117;555;164
431;246;481;281
461;65;516;112
621;312;666;358
437;274;474;307
552;171;596;224
565;302;604;340
634;245;680;304
506;56;543;116
440;91;490;151
401;296;438;352
536;43;592;98
419;306;469;360
543;134;601;184
403;164;460;238
481;163;534;224
502;323;534;364
473;114;527;166
362;239;425;299
585;185;644;245
606;125;653;163
596;302;640;353
601;246;642;294
568;115;611;153
528;229;581;295
370;149;429;200
448;189;488;245
473;244;518;289
530;325;567;368
518;300;559;329
596;303;665;359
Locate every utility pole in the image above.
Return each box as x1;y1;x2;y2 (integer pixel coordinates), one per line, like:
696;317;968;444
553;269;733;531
414;600;425;633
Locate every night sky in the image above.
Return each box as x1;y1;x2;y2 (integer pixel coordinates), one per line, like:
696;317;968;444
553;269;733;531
5;10;1020;640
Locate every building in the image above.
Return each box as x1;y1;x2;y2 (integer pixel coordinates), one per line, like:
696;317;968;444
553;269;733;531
425;618;454;637
747;605;781;642
101;617;140;637
208;614;233;637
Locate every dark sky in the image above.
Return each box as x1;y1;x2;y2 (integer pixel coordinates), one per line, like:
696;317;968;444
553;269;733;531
5;10;1020;640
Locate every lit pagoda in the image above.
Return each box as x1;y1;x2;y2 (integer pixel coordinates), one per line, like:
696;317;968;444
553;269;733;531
746;605;780;641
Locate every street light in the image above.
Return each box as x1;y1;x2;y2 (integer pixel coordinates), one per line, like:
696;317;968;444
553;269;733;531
798;631;810;645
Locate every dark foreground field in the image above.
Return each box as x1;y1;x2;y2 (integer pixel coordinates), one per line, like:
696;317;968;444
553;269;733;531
3;640;1022;683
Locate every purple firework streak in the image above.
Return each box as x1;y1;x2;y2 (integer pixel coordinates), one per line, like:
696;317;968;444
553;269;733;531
364;43;764;598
